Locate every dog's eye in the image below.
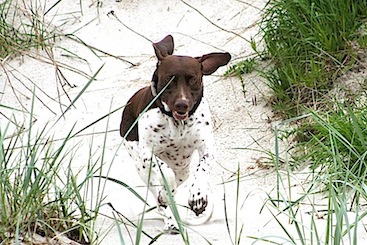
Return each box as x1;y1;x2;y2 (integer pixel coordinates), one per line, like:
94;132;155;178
165;75;175;83
189;77;198;85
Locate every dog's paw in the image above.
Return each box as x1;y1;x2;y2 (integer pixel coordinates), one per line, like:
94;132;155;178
164;222;180;235
158;188;170;207
188;182;209;216
161;208;180;235
157;167;177;205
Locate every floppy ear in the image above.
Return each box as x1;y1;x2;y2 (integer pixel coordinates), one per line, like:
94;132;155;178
197;52;231;75
152;35;174;60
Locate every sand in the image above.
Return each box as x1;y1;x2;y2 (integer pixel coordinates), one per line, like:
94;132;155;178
2;0;367;244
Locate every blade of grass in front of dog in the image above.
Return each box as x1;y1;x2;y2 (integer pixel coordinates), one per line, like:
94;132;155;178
113;212;126;245
96;176;148;206
158;162;189;244
57;63;104;122
222;176;233;244
123;76;174;140
135;158;154;245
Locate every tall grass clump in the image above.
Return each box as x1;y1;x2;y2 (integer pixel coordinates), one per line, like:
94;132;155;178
0;0;60;60
257;107;367;244
0;125;91;243
0;95;110;243
258;0;367;117
298;104;367;192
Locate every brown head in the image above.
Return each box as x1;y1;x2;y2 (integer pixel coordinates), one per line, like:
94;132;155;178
151;35;231;121
120;35;232;141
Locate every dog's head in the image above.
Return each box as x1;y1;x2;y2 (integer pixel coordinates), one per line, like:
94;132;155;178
151;35;231;121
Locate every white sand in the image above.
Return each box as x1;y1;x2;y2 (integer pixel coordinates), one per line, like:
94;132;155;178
1;0;367;244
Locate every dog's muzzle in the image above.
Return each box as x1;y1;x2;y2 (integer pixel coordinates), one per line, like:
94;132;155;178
173;98;190;121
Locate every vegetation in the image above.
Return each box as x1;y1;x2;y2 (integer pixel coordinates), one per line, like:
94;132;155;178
229;0;367;118
0;114;100;243
0;0;108;243
260;108;367;244
230;0;367;243
0;0;59;59
2;0;367;243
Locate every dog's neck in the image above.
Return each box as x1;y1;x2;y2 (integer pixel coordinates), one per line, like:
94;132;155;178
150;68;203;120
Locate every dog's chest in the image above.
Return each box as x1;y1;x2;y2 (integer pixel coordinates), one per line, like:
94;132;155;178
139;107;210;167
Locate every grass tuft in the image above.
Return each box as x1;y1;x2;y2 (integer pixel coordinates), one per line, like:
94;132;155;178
1;117;90;243
248;0;367;117
261;104;367;244
0;0;62;60
297;105;367;191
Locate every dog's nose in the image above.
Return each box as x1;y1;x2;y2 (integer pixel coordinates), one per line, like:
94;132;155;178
174;99;189;113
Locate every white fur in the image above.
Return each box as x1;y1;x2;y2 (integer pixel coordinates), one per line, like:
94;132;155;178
124;98;216;231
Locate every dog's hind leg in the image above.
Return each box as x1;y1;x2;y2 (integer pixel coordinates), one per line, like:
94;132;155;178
126;142;180;233
139;159;181;234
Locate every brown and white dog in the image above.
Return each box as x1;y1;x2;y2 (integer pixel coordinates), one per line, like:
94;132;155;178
120;35;231;233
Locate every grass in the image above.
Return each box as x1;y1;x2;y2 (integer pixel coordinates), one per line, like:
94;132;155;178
0;0;61;60
297;105;367;193
0;100;100;243
229;0;367;118
224;57;259;96
255;105;367;244
222;164;244;245
262;0;367;117
224;1;367;242
3;0;367;244
0;77;134;244
0;1;119;243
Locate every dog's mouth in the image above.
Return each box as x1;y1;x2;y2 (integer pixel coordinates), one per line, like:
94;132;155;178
173;111;189;121
162;100;190;121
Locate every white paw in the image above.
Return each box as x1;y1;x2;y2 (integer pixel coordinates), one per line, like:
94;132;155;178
157;187;170;207
188;181;210;216
164;219;180;235
157;166;177;205
160;207;180;235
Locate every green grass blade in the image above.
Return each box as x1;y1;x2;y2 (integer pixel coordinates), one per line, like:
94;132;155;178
57;63;104;122
96;176;149;206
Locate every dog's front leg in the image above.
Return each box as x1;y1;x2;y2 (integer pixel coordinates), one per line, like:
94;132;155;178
137;143;180;233
188;112;215;216
137;144;177;204
188;148;214;216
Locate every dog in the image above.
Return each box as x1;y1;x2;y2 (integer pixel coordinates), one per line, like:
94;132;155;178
120;35;231;233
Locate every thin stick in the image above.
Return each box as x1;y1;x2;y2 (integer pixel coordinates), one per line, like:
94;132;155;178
66;35;138;67
107;10;153;43
180;0;250;43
